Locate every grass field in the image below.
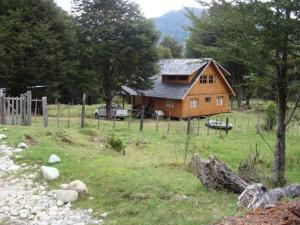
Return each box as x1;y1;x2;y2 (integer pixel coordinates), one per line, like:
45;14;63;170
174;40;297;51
2;105;300;225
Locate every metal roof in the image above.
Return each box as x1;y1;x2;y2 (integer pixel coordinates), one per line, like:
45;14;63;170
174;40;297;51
159;58;211;75
122;58;235;100
122;61;208;100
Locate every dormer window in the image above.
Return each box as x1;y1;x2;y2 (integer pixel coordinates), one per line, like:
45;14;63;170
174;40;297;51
200;75;207;84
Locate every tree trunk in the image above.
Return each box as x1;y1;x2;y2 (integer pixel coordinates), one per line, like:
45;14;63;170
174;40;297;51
273;39;288;187
190;153;249;193
246;95;250;108
238;183;300;209
105;97;113;120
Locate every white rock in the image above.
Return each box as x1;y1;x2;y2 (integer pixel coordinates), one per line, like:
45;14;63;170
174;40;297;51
60;184;68;190
101;212;108;218
0;134;7;140
48;206;58;216
48;154;61;164
57;200;64;207
17;142;29;149
37;211;48;221
88;208;93;214
56;190;78;203
67;180;88;194
41;166;59;180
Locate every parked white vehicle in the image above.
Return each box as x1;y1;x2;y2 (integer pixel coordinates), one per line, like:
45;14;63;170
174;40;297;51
94;105;128;120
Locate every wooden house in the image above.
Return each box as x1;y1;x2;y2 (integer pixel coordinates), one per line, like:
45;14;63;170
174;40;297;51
123;58;235;118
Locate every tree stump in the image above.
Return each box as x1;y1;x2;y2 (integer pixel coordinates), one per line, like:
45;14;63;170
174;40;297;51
190;153;249;193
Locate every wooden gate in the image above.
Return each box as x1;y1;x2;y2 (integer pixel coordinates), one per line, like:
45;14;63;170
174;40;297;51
0;91;32;126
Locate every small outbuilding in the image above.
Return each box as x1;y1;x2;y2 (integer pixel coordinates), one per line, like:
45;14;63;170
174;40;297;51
123;58;235;118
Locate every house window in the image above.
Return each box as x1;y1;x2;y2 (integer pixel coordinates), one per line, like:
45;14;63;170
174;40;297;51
190;99;198;109
200;75;207;84
205;97;211;103
209;75;215;83
165;99;174;108
217;96;224;106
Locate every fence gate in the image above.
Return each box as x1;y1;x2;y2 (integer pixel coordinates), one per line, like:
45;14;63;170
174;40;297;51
0;91;32;126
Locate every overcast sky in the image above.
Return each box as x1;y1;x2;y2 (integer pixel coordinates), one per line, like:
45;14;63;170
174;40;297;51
54;0;201;18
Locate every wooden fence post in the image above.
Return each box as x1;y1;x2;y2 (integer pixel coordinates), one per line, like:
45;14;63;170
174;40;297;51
197;118;200;135
20;94;25;125
139;106;145;132
16;97;19;125
226;118;229;134
42;97;48;128
26;91;32;125
155;113;159;132
167;113;171;134
0;93;4;125
128;112;131;128
207;117;210;136
187;115;191;135
81;93;86;129
113;113;117;130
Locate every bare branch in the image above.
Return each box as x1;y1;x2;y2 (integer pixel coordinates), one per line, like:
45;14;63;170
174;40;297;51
285;94;300;127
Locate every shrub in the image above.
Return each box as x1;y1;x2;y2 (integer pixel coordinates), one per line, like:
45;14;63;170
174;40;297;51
238;149;264;183
108;135;125;153
264;102;277;130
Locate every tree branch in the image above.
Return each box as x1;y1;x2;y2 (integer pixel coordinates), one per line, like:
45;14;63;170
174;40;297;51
285;94;300;127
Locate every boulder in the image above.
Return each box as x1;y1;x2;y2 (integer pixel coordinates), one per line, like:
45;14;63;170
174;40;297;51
55;190;78;203
41;166;59;180
67;180;88;194
0;134;7;140
48;154;61;164
18;143;29;149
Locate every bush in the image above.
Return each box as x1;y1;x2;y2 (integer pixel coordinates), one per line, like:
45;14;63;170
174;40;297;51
264;102;277;130
238;149;264;183
108;135;125;153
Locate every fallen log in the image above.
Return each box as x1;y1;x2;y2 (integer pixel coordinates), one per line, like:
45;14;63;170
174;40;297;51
190;153;249;193
190;153;300;209
238;183;300;209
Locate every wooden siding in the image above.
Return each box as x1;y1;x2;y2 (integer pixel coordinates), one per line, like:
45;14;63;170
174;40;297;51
153;98;183;118
181;63;231;117
162;72;196;84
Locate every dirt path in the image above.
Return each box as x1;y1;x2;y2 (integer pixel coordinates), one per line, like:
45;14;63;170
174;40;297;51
0;139;103;225
218;201;300;225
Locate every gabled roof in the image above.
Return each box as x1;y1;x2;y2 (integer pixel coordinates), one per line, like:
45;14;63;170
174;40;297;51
122;59;235;100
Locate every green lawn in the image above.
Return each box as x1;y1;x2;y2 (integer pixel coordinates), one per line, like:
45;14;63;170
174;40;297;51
2;107;300;225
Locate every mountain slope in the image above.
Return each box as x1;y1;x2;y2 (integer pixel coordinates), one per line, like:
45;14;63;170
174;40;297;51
153;7;203;46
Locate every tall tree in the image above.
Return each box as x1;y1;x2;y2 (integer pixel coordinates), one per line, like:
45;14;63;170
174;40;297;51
160;36;183;58
73;0;159;119
254;0;300;186
185;3;268;110
187;0;300;186
0;0;76;101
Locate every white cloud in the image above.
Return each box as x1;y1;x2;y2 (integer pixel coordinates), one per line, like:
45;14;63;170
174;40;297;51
55;0;203;18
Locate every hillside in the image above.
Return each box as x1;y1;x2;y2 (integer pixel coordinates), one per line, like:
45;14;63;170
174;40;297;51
153;7;203;46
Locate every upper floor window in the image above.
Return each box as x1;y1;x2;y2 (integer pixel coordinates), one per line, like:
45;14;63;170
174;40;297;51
165;99;174;108
217;96;224;106
200;75;207;84
165;75;188;81
209;75;215;83
205;97;211;103
190;99;198;109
